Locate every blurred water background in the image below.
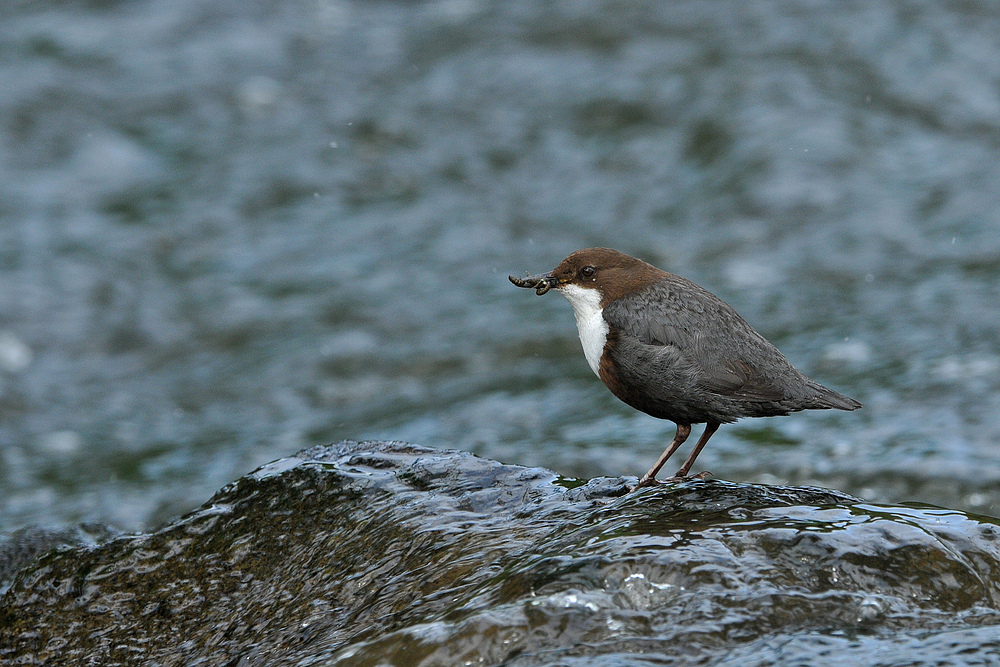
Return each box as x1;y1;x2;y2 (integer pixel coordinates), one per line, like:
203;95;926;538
1;0;999;533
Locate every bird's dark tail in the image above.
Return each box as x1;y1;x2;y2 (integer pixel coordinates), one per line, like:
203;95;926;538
807;381;862;411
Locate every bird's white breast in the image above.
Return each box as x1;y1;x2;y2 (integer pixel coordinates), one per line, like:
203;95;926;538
558;284;608;377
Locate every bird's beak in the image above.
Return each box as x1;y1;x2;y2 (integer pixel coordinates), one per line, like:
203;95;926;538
509;271;558;295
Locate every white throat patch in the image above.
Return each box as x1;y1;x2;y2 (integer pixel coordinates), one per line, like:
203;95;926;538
558;284;608;377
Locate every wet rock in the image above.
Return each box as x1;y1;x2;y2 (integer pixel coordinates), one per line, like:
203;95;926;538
0;523;118;594
2;440;1000;666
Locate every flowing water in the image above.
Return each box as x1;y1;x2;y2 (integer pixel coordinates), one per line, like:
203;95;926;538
2;0;998;531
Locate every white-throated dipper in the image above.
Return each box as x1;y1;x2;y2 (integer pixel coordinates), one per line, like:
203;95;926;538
510;247;861;488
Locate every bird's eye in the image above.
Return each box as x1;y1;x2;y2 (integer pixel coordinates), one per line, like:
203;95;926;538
581;266;596;278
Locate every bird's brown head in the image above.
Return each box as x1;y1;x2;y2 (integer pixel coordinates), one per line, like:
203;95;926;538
509;247;665;305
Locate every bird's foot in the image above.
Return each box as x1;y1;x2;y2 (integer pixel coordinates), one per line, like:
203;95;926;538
633;476;662;490
661;470;712;483
631;471;711;489
630;470;712;492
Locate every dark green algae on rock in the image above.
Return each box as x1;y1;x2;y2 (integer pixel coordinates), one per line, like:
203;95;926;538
2;441;1000;666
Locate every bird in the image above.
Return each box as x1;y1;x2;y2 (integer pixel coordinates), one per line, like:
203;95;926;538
509;247;861;488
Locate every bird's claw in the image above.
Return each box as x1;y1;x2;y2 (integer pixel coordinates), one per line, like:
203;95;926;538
630;470;712;491
661;470;713;483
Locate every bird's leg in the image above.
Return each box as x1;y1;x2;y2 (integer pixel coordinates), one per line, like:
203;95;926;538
670;422;720;479
635;424;691;488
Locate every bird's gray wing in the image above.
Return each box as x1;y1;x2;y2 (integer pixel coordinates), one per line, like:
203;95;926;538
603;280;790;401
